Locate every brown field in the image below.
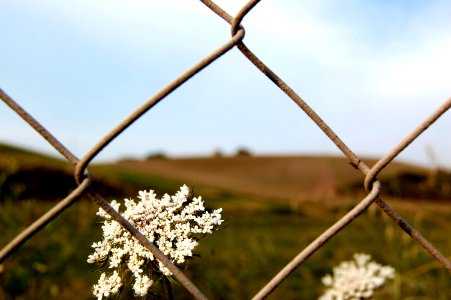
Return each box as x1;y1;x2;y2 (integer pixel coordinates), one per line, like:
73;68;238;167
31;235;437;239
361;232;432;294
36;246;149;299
114;155;426;202
2;142;447;204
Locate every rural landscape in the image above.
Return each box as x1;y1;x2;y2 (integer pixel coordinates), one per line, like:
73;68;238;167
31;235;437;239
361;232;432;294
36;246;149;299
0;142;450;299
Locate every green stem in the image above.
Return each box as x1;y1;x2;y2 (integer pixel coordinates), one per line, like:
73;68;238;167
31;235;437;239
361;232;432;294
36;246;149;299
161;276;174;300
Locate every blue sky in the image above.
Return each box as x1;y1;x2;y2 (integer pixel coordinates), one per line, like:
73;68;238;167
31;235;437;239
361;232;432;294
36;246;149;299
1;0;450;168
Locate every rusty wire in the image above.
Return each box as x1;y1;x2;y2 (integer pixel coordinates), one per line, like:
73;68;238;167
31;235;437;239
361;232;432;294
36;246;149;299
1;0;450;299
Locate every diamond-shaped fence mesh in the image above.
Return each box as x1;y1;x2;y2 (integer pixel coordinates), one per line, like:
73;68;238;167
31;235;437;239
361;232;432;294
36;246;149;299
1;1;450;299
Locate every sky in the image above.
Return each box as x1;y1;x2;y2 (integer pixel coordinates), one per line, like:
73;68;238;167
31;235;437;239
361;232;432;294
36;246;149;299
1;0;450;169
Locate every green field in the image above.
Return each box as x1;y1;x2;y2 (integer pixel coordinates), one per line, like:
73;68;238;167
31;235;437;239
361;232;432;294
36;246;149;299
1;144;450;299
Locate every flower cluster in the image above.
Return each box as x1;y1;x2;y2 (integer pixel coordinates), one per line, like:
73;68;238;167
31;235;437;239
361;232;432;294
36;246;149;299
319;253;395;300
88;185;223;299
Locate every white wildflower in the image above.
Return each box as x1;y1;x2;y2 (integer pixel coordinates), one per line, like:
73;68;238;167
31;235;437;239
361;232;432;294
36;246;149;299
92;271;122;300
88;185;223;298
133;274;153;297
319;253;395;300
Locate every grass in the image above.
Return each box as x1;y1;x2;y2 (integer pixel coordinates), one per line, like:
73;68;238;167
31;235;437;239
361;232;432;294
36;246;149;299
1;191;450;299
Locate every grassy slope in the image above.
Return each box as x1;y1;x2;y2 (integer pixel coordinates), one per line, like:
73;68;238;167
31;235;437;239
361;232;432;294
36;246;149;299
0;143;184;201
0;143;68;167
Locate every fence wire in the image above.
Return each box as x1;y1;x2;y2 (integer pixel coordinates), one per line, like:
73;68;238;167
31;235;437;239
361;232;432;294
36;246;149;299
1;0;450;299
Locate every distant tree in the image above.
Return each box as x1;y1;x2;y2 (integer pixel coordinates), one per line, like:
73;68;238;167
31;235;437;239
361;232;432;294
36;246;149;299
212;149;224;158
146;151;167;160
235;147;252;157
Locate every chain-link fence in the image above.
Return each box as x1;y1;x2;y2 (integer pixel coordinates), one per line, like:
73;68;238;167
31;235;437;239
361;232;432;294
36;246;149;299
1;0;450;299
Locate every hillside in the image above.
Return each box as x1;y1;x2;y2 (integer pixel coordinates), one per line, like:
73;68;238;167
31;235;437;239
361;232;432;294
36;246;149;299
114;155;445;201
1;143;449;202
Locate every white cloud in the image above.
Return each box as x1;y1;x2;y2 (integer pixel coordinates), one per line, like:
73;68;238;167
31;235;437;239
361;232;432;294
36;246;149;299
239;1;451;106
368;38;451;98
